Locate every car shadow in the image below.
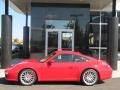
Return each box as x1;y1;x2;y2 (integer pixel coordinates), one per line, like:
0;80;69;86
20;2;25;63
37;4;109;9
0;78;104;86
35;81;104;86
0;78;19;85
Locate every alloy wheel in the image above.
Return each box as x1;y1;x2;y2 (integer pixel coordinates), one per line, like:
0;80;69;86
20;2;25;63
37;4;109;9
19;69;37;86
82;69;98;86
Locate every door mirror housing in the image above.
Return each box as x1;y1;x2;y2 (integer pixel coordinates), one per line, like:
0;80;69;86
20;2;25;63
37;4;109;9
47;60;54;65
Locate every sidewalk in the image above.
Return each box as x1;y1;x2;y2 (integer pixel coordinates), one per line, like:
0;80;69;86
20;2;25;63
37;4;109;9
112;61;120;78
0;61;120;78
0;69;5;78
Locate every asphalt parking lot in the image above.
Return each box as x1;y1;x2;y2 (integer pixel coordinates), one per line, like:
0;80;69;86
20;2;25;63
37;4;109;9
0;78;120;90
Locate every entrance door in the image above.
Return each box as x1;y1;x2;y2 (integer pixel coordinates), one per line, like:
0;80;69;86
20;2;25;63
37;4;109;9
45;20;75;56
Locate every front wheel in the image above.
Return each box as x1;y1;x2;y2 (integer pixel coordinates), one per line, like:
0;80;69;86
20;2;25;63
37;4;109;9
19;69;37;86
81;69;98;86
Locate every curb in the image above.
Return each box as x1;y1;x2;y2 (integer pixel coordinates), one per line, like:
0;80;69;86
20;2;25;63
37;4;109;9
112;70;120;78
0;69;5;78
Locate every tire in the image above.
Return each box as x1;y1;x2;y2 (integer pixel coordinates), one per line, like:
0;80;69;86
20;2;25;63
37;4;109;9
19;69;37;86
81;69;98;86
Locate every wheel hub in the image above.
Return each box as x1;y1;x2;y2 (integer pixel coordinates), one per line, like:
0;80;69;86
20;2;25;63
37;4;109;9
82;69;98;85
19;69;36;85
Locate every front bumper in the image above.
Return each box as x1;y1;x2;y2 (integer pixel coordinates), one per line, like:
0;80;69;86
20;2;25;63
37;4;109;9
5;69;18;81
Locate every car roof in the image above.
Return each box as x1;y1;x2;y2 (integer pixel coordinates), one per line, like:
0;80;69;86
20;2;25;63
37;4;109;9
55;50;82;55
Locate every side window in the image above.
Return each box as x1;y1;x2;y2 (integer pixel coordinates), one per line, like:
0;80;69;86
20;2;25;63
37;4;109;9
53;54;74;62
73;55;88;62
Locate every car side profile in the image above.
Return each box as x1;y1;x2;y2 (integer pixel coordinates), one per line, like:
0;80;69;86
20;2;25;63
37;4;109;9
5;50;112;86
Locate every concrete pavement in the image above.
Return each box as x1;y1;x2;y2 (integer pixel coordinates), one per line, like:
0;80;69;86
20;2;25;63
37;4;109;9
0;78;120;90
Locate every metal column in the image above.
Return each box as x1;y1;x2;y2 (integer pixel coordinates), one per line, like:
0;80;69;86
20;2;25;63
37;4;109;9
107;17;118;70
107;0;118;70
23;26;30;58
1;0;12;68
23;4;30;58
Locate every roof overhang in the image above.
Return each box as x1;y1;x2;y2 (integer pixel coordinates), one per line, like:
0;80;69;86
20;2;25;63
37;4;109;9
9;0;114;14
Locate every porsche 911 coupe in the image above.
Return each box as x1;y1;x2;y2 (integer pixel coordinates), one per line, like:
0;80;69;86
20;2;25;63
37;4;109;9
5;50;112;86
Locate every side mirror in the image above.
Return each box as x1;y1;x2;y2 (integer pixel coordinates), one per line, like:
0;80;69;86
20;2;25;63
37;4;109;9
47;60;54;66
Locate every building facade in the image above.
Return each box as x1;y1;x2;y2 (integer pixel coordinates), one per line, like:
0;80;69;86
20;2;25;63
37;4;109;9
30;3;120;61
9;0;120;59
1;0;120;68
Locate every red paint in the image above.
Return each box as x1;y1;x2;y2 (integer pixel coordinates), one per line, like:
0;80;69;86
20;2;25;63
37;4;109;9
5;50;112;83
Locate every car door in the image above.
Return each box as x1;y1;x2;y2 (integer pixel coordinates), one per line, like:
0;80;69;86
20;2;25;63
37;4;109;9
40;54;79;81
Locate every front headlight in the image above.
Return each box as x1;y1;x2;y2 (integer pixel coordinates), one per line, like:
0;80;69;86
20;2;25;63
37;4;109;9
5;70;8;75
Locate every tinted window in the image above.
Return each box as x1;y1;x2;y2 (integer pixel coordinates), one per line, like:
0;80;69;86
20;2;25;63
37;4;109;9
46;20;75;29
53;54;73;62
31;5;90;53
73;55;88;62
53;54;88;62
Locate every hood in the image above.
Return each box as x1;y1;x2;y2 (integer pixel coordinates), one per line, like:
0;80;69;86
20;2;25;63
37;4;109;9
9;59;38;66
22;59;38;62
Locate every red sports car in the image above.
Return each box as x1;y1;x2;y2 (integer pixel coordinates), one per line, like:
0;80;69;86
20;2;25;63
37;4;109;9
5;50;112;86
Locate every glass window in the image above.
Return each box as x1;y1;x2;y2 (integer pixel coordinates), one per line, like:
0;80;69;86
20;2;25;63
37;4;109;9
88;24;99;47
101;25;108;47
73;55;88;62
89;11;111;59
90;11;111;23
89;49;99;59
90;11;100;23
31;5;90;53
53;54;88;62
101;12;111;23
101;49;107;60
62;32;73;49
53;54;73;62
45;20;75;29
89;49;107;60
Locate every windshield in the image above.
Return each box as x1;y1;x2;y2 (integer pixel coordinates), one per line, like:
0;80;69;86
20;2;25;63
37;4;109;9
39;52;56;62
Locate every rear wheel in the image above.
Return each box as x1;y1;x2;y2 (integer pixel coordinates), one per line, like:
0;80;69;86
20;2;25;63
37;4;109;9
19;69;37;86
81;69;98;86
